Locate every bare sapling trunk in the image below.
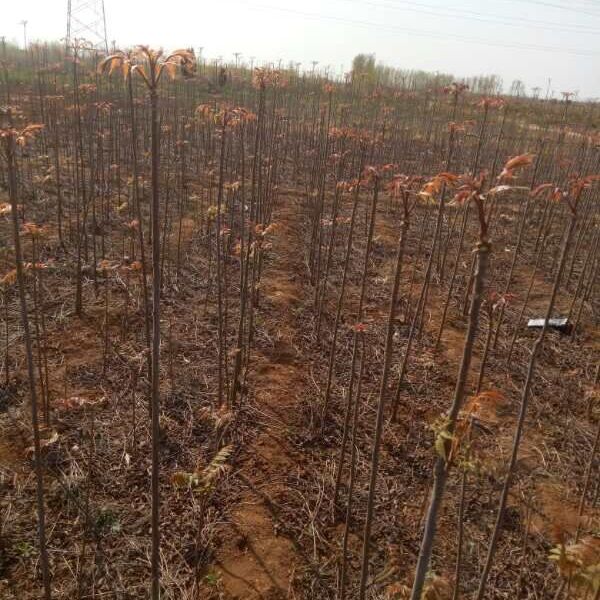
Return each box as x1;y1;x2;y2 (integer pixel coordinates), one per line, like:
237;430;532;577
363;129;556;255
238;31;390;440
127;72;152;383
475;177;593;600
229;122;247;408
149;81;162;600
391;172;458;422
410;238;490;600
506;226;549;365
574;421;600;542
410;155;534;599
491;155;542;348
475;301;495;394
452;424;473;600
339;335;366;600
215;117;227;406
359;192;410;599
98;47;196;599
330;167;378;506
3;121;52;599
322;157;364;431
434;203;470;351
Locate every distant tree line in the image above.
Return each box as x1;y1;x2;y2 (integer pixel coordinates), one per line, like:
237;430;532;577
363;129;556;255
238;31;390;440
350;52;503;95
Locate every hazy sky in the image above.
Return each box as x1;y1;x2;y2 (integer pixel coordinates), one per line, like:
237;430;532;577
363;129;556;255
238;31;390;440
3;0;600;98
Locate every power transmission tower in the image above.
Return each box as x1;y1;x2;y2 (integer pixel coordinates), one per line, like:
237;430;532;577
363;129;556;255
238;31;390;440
19;20;28;49
66;0;108;52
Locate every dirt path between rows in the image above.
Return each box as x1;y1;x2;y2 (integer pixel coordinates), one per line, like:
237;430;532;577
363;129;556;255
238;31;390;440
213;194;309;599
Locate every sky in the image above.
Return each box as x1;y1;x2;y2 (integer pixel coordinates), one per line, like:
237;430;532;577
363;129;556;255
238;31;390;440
2;0;600;98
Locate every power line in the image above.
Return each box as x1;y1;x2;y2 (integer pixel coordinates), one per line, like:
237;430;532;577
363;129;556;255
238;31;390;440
339;0;600;35
227;0;600;57
334;0;600;35
496;0;600;18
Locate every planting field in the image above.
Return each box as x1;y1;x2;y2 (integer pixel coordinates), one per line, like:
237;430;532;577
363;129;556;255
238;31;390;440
0;44;598;599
